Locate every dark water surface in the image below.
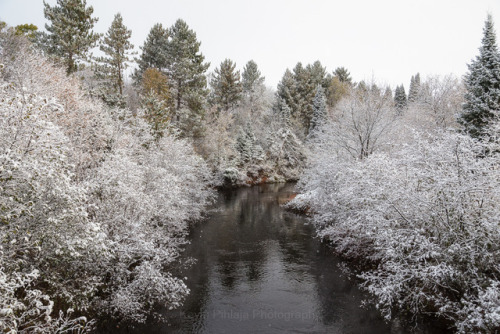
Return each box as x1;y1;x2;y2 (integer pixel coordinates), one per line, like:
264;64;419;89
107;183;442;333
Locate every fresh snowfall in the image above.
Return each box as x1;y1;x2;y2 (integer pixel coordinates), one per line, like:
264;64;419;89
0;2;499;333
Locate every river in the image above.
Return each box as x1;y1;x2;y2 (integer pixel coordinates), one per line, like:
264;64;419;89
108;183;443;333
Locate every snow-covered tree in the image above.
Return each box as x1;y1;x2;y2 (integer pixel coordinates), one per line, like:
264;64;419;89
196;107;237;178
290;129;500;333
407;72;421;103
242;60;266;113
42;0;100;74
327;83;397;159
403;74;463;131
460;14;500;138
394;84;407;112
0;31;214;329
140;68;172;139
266;98;306;180
308;85;327;137
236;123;264;165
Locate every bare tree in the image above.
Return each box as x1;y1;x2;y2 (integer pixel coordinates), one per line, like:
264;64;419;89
327;83;397;159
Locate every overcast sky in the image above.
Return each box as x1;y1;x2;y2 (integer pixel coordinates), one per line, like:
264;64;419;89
1;0;500;89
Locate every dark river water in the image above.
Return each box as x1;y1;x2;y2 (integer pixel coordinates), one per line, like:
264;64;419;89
106;183;445;333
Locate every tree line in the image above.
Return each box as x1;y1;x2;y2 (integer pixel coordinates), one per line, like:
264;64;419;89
2;0;500;332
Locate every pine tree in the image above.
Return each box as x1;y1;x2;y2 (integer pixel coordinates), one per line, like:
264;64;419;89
394;84;407;112
210;59;242;111
308;85;327;137
308;61;329;88
277;69;297;116
133;23;169;84
43;0;99;74
96;13;134;106
242;60;265;94
241;60;266;113
334;66;352;84
408;73;421;103
460;14;500;138
165;19;209;119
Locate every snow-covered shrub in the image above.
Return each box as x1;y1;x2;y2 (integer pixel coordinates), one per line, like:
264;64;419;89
88;113;213;321
0;32;214;330
0;76;100;332
0;31;112;178
0;259;93;334
292;130;500;332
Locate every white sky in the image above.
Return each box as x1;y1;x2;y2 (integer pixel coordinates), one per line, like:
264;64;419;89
1;0;500;89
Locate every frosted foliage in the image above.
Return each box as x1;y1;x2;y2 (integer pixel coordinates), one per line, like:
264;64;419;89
308;85;327;135
291;130;500;332
87;114;213;322
197;107;237;175
0;38;112;178
0;33;214;330
0;82;100;332
319;85;397;160
402;75;463;132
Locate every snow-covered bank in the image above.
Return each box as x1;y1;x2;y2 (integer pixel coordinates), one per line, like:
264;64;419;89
289;127;500;334
0;32;213;332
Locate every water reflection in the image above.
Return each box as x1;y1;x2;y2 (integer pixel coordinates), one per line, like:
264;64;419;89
105;183;395;333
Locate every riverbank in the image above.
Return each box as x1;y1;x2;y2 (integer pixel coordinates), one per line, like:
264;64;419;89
97;184;395;333
288;131;500;334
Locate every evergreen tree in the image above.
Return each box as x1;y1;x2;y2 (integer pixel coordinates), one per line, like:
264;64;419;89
141;92;170;139
276;69;298;116
242;60;265;94
291;62;310;120
408;73;421;103
460;14;500;138
383;86;393;100
274;97;292;126
165;19;209;119
308;61;329;88
394;84;407;112
309;85;327;136
241;60;266;113
96;13;134;106
43;0;99;74
334;66;353;84
276;61;330;134
326;76;349;108
210;59;242;111
236;123;264;165
133;23;169;84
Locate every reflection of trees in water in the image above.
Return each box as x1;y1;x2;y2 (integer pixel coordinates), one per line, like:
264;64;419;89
105;183;396;333
214;185;281;289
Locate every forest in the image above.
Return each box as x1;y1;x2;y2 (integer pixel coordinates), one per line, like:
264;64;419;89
0;0;499;333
